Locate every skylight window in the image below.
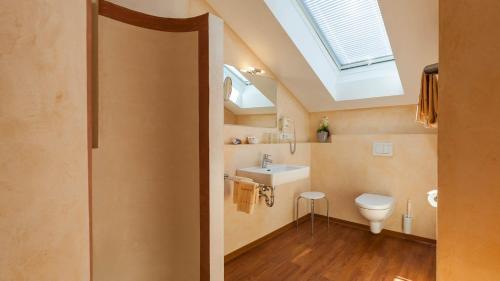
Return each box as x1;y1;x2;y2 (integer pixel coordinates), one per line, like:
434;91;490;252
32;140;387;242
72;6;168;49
265;0;404;101
297;0;394;70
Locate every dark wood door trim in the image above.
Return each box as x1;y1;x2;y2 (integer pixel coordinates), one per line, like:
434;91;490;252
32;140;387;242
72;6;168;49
98;0;207;32
92;1;211;280
197;16;211;281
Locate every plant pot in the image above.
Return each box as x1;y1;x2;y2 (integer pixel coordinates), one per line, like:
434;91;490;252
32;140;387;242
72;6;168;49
317;131;329;143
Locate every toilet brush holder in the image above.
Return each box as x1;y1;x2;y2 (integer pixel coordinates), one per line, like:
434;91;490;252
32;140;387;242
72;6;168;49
403;215;413;234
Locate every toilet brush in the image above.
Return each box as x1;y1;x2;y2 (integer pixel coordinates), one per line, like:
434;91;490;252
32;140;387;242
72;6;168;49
403;199;413;234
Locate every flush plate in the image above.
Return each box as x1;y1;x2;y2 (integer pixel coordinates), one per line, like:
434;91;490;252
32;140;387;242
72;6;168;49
373;142;393;157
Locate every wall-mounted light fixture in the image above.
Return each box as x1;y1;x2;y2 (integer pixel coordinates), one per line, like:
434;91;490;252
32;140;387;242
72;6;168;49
240;66;265;75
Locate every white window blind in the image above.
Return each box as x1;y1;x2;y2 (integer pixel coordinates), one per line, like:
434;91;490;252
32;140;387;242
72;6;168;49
298;0;394;70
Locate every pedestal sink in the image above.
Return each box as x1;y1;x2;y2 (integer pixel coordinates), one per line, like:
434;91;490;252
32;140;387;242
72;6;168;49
236;164;310;186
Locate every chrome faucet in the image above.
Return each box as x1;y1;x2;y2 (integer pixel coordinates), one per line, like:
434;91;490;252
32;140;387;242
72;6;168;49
261;154;272;168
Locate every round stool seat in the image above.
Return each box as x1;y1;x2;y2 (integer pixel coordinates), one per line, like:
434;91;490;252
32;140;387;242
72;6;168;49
300;191;325;200
296;191;330;235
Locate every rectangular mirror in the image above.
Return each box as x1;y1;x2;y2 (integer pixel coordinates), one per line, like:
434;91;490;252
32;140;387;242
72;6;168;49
223;64;277;128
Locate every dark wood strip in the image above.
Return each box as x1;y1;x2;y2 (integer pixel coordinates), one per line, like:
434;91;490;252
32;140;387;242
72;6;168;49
91;1;98;149
198;15;210;281
323;216;436;246
98;0;207;32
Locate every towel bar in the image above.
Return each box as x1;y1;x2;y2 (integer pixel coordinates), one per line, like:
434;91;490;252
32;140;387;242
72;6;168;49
224;173;275;207
424;63;438;74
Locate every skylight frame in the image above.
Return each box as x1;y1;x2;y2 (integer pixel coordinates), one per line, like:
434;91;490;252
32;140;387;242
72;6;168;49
295;0;395;71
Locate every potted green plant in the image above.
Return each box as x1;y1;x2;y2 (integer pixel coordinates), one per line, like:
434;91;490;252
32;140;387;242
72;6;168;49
317;116;330;143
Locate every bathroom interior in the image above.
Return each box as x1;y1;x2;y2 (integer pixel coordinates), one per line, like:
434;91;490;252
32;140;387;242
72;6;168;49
2;0;500;281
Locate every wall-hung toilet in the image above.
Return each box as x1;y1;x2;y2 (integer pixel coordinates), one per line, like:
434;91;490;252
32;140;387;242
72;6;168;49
355;193;394;234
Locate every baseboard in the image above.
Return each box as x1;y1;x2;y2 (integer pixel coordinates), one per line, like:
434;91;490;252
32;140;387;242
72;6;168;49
315;215;436;246
224;214;436;264
224;214;310;264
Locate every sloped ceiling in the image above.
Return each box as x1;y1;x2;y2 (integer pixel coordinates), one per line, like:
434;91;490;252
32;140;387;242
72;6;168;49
206;0;438;112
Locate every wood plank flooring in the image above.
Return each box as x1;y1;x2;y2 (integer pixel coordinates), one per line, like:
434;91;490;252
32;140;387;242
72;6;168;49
225;219;435;281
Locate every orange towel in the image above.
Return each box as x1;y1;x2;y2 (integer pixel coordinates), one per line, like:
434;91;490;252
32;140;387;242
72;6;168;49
417;72;438;128
231;176;254;204
234;181;259;214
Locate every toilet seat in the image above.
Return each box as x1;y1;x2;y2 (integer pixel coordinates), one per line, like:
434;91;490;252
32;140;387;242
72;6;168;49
355;193;393;210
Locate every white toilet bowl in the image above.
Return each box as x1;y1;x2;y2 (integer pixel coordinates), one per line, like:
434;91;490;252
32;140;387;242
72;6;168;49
355;193;394;234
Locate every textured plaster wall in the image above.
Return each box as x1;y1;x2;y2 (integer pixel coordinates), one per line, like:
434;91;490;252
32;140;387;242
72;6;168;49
0;1;90;280
438;0;500;279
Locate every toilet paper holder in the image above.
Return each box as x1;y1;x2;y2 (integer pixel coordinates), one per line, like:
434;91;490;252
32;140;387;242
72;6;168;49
427;189;438;208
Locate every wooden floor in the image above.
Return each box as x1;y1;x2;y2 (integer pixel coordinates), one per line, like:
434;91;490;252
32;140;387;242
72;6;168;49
225;219;436;281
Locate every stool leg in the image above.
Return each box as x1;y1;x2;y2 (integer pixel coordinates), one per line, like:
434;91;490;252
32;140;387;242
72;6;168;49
325;197;330;230
311;199;315;235
296;196;301;231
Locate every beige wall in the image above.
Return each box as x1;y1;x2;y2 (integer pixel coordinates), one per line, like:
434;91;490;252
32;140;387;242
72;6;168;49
93;16;200;281
224;108;236;124
438;1;500;279
224;111;277;129
0;1;89;280
224;144;310;254
311;134;437;239
310;106;437;239
190;0;310;144
234;114;277;129
310;105;437;137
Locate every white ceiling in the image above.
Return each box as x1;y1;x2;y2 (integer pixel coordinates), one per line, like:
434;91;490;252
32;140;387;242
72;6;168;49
206;0;438;112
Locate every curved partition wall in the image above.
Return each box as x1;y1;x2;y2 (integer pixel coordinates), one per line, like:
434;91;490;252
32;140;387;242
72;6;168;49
92;1;223;280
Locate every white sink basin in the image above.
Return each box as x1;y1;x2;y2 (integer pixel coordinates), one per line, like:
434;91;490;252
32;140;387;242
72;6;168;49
236;164;310;186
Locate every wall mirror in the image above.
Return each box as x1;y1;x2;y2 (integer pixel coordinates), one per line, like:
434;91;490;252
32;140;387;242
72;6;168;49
223;64;277;128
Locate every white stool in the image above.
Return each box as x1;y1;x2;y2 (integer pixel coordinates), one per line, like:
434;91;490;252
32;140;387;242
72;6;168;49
296;191;329;234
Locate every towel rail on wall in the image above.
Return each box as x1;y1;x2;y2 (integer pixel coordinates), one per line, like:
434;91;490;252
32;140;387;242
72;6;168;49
224;173;275;207
424;63;439;74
